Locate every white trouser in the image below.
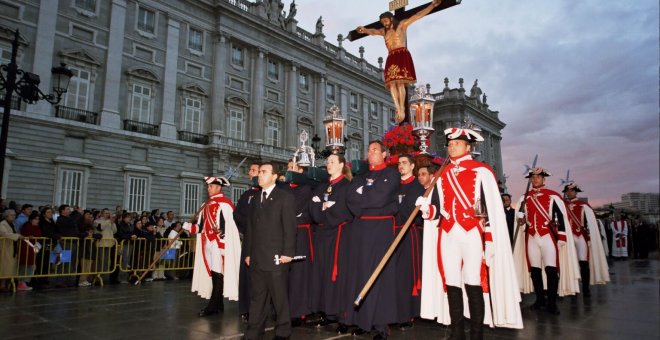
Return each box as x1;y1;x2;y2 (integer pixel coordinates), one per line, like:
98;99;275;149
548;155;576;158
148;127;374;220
204;239;224;274
440;225;483;287
527;233;557;269
573;234;588;261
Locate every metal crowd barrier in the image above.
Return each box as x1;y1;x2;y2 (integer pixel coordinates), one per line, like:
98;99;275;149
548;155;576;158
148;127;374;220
0;236;196;293
116;237;195;281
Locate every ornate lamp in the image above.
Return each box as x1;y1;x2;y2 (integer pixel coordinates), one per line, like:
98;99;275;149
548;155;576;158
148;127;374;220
409;85;435;154
323;104;345;154
293;130;315;168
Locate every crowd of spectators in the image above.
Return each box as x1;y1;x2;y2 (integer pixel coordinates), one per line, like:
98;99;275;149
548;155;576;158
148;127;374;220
0;199;194;292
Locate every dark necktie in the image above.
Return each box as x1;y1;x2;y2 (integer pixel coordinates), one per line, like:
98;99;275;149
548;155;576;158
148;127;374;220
261;191;267;206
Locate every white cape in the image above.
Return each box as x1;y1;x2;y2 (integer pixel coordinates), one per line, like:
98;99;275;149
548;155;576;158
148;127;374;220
191;201;241;301
513;192;581;296
420;168;523;329
584;205;609;285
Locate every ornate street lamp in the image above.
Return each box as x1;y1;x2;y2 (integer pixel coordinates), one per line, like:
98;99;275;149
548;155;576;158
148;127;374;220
293;130;315;168
0;29;73;197
409;85;435;154
323;104;345;155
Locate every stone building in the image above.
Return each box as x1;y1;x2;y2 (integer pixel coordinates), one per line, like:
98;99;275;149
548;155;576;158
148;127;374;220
0;0;394;215
428;78;506;186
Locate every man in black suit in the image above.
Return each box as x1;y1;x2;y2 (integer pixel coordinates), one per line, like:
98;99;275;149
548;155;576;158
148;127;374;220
244;163;297;340
502;193;515;245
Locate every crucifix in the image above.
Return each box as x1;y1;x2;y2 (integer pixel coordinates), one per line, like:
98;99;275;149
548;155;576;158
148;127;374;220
348;0;462;125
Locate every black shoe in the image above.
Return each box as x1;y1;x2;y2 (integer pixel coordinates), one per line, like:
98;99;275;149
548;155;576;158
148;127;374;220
399;321;414;331
373;333;387;340
314;315;335;327
272;336;288;340
291;317;304;328
198;308;219;317
352;328;367;336
336;324;348;334
240;313;249;323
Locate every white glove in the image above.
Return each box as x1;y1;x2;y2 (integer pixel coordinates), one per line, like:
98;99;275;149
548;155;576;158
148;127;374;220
356;186;364;194
415;196;431;215
312;195;321;203
558;240;566;248
485;242;495;267
516;211;525;219
182;222;193;232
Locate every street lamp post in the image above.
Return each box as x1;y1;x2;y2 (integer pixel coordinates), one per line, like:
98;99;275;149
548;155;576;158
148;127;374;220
0;29;73;198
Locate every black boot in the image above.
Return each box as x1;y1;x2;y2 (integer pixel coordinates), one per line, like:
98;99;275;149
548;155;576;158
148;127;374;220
545;266;560;315
199;272;224;317
465;285;484;340
579;261;591;298
446;285;465;340
530;267;546;310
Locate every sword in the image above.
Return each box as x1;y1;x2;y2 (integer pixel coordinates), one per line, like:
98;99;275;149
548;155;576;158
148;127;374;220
225;156;248;180
274;254;307;265
512;154;538;250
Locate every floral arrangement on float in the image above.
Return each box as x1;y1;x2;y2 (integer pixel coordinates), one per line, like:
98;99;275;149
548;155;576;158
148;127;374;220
382;85;443;168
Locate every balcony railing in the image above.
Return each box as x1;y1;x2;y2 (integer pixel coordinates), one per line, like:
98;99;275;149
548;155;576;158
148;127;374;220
55;105;99;125
178;131;208;145
123;119;159;136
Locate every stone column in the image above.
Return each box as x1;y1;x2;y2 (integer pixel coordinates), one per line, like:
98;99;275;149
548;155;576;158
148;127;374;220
210;32;229;143
285;62;298;150
29;0;59;116
250;48;266;144
100;0;127;128
314;74;326;143
159;18;179;139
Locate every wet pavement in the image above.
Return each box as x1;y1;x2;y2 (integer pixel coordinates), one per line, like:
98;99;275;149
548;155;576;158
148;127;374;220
1;255;658;340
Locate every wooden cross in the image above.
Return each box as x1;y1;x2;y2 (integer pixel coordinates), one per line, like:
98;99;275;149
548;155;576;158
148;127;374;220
347;0;462;41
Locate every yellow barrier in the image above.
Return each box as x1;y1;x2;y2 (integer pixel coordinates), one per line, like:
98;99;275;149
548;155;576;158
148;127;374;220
117;237;195;281
0;236;196;293
0;236;119;292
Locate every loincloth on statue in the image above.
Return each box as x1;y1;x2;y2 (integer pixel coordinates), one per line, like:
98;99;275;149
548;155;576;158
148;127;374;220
384;47;417;87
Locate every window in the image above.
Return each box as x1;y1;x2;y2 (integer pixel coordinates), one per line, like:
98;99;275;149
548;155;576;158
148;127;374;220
326;83;335;101
231;45;244;66
137;6;156;34
0;45;12;65
184;97;202;133
349;141;361;161
232;185;248;203
350;93;358;110
188;27;203;52
266;118;281;147
229;109;245;139
58;169;84;207
127;175;149;212
64;67;91;110
267;60;279;80
131;83;152;122
370;101;378;117
182;182;200;216
299;72;309;91
74;0;96;12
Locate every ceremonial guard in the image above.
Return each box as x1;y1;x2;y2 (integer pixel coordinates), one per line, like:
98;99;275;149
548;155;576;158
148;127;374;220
417;128;522;340
285;160;314;325
343;140;400;340
234;163;261;321
512;168;580;315
610;215;628;260
563;183;609;297
184;176;241;317
393;154;425;330
309;154;354;331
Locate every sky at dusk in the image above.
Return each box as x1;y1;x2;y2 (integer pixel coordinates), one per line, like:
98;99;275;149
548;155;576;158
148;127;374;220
292;0;659;207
